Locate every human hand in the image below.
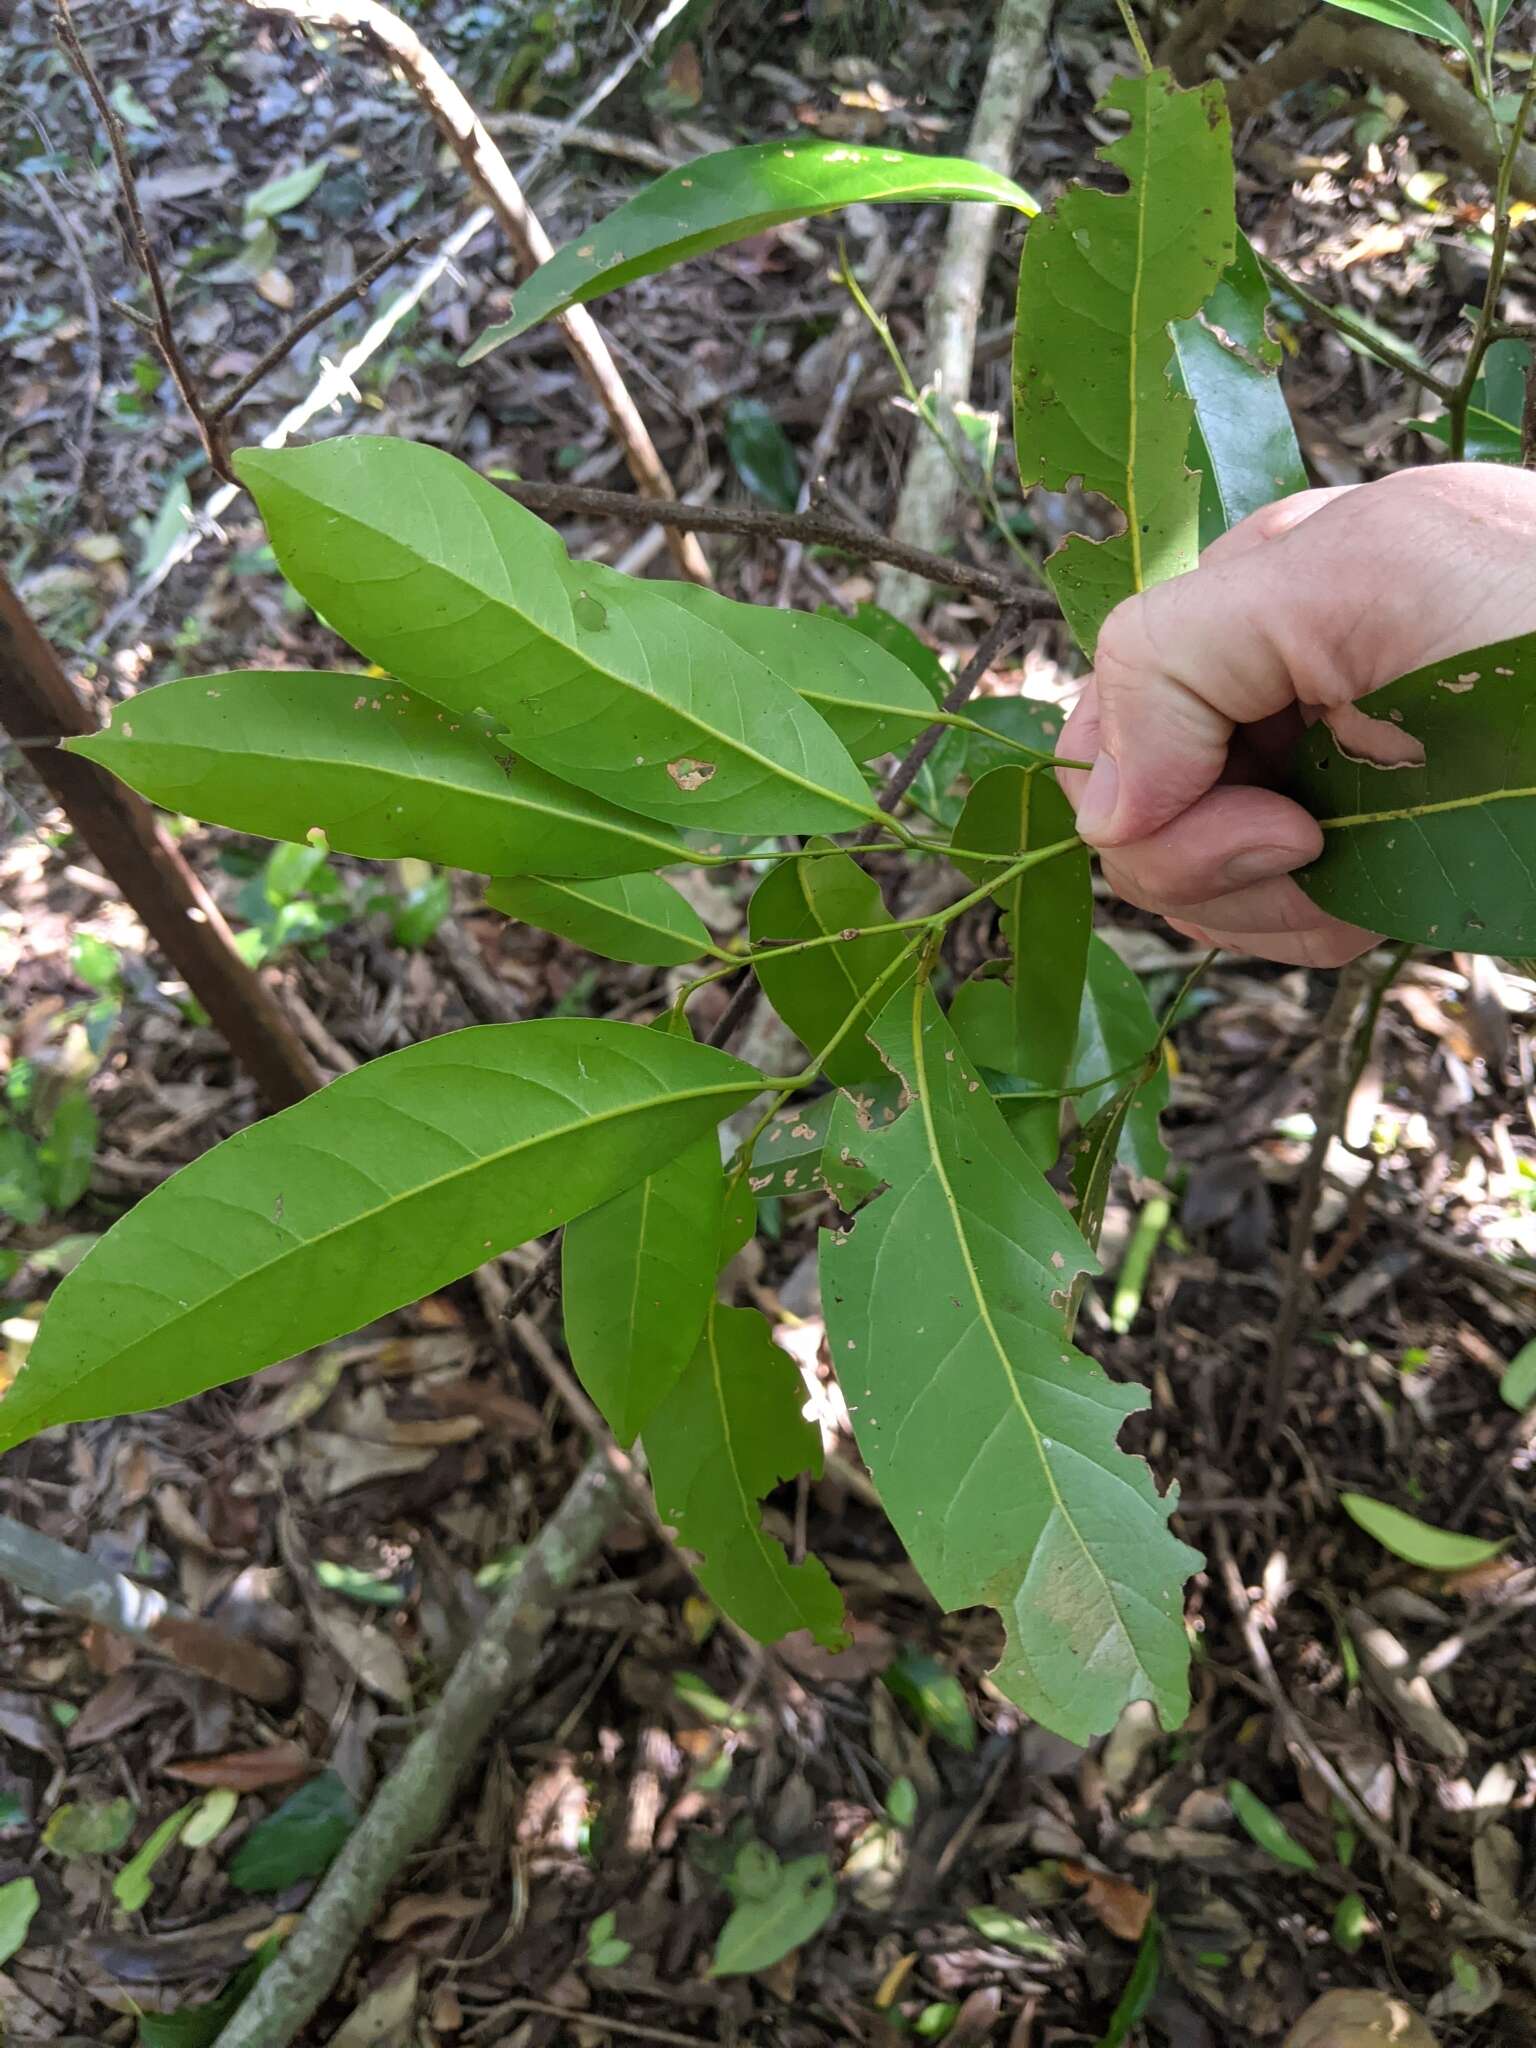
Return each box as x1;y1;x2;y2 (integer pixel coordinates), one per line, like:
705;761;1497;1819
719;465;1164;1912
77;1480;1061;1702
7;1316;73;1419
1056;464;1536;966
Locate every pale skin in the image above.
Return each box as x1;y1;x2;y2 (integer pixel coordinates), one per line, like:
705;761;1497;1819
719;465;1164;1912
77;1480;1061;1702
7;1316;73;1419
1056;463;1536;967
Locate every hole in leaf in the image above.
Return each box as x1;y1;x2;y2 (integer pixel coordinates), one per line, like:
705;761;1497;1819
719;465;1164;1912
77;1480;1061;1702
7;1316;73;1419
1323;702;1426;771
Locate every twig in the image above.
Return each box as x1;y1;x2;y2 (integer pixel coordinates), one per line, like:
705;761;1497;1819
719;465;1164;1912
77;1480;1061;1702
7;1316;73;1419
1210;1517;1536;1955
875;0;1053;623
872;606;1031;820
207;236;421;423
502;481;1057;608
464;1997;713;2047
211;1454;624;2048
16;109;101;508
1447;65;1536;458
706;970;763;1050
246;0;710;584
54;0;233;482
0;1512;291;1705
513;0;695;187
484;107;681;175
774;344;866;604
0;570;322;1110
1257;253;1457;405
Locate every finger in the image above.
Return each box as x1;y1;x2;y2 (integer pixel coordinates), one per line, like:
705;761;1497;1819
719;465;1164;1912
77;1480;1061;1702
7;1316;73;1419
1056;684;1098;807
1090;785;1323;911
1164;916;1377;970
1073;465;1536;850
1197;486;1356;568
1102;864;1351;940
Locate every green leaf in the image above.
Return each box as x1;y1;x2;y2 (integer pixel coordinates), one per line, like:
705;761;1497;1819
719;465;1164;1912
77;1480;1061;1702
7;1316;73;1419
244;160;327;220
137;1949;273;2048
237;439;875;837
709;1848;835;1976
0;1876;38;1968
663;586;939;760
1013;70;1235;653
1226;1781;1317;1871
43;1795;136;1857
724;398;801;511
464;140;1036;358
743;1082;904;1199
1072;937;1170;1181
645;1299;846;1646
113;1805;192;1913
228;1773;357;1892
1338;1491;1506;1571
1289;633;1536;953
948;767;1090;1165
1171;233;1308;550
71;671;697;883
1412;338;1529;463
1092;1914;1161;2048
487;873;715;965
820;985;1198;1744
563;1127;724;1445
1069;1091;1137;1262
966;1905;1061;1959
37;1090;97;1211
883;1648;976;1752
181;1788;239;1849
1321;0;1479;67
0;1125;45;1226
1332;1892;1370;1954
1499;1337;1536;1412
0;1022;760;1451
750;844;912;1084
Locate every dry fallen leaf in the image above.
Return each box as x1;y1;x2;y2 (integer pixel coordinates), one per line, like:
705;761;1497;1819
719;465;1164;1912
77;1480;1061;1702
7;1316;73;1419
163;1741;312;1791
327;1961;419;2047
1284;1988;1438;2047
313;1605;413;1706
1060;1860;1153;1942
374;1890;489;1942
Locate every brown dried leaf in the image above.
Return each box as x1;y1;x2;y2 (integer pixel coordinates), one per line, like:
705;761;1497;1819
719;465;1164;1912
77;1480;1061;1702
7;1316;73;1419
1059;1860;1153;1942
163;1741;313;1791
314;1605;412;1706
65;1668;168;1749
1284;1988;1438;2047
374;1891;489;1942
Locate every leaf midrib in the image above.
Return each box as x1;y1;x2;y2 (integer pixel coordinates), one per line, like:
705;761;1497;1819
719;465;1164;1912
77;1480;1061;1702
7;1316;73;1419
1319;784;1536;831
21;1074;750;1405
908;985;1134;1664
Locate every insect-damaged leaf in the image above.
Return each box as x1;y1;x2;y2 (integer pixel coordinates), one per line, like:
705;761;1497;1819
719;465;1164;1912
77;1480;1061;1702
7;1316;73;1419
1012;70;1235;653
70;671;697;882
464;139;1036;358
486;873;714;965
644;1299;846;1647
1290;633;1536;954
0;1023;760;1451
750;844;913;1084
237;439;874;837
819;984;1197;1744
1170;232;1307;549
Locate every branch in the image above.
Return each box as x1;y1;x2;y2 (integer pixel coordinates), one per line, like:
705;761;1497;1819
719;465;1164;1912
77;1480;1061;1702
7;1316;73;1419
207;235;422;423
244;0;711;584
1228;10;1536;203
0;1512;292;1704
873;606;1032;817
55;0;233;483
212;1453;624;2048
502;479;1059;609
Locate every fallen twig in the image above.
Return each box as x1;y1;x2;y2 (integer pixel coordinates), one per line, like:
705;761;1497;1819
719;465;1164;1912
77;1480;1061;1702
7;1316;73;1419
212;1453;624;2048
503;480;1057;608
0;1511;292;1704
1211;1517;1536;1955
55;0;233;482
246;0;710;583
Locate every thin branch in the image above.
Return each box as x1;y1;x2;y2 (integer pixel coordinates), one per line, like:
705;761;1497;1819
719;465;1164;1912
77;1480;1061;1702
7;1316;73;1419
502;480;1057;609
211;1453;625;2048
872;606;1032;820
1448;64;1536;457
245;0;710;583
1258;253;1458;406
54;0;233;482
1211;1517;1536;1956
207;235;422;423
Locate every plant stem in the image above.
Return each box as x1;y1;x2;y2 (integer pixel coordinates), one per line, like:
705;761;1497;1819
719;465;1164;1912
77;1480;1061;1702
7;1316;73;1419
1258;254;1459;405
1114;0;1155;73
1448;64;1536;457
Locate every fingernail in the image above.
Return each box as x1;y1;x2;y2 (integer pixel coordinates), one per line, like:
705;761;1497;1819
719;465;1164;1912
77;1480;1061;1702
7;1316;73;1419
1073;752;1119;840
1222;844;1306;888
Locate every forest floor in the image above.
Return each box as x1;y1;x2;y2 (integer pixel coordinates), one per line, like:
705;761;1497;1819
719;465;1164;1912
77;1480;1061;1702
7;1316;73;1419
2;0;1536;2043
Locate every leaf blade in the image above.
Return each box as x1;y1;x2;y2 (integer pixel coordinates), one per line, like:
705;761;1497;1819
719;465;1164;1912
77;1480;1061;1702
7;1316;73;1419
1;1022;760;1450
1321;0;1480;66
70;672;698;882
820;985;1198;1743
1339;1492;1505;1571
486;872;714;964
236;439;874;837
465;140;1037;357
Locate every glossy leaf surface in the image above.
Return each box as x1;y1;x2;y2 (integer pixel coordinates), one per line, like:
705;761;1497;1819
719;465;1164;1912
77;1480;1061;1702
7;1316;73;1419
486;872;714;965
71;671;695;882
1013;71;1235;652
645;1300;845;1645
1321;0;1479;66
562;1131;723;1445
238;439;874;837
820;985;1197;1743
466;140;1036;357
749;844;911;1084
660;584;939;759
1;1023;759;1450
1290;634;1536;953
1071;938;1170;1181
1171;233;1307;549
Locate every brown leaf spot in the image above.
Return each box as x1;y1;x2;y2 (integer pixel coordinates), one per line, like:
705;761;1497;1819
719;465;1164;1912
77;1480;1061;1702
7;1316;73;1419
666;757;717;792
